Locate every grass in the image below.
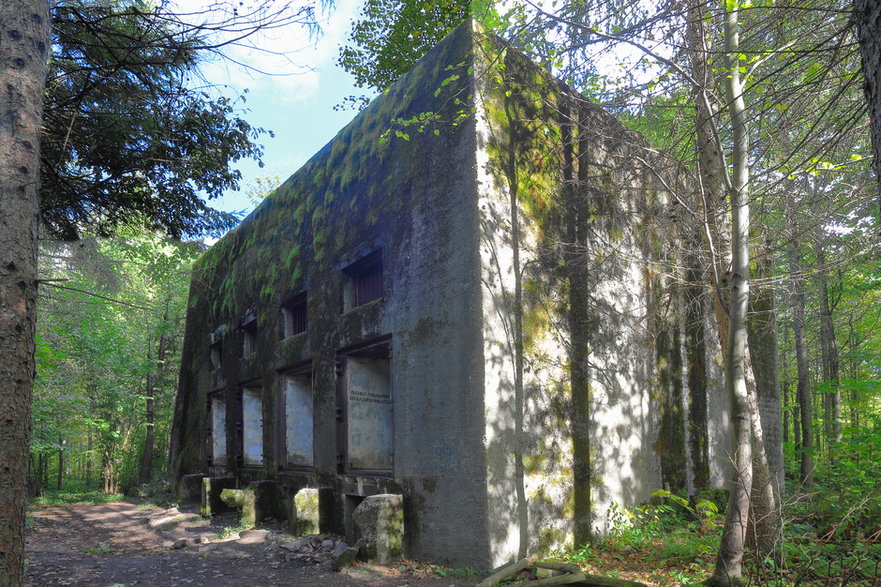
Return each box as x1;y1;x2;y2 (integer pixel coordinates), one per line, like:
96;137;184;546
30;482;124;507
214;524;250;541
539;487;880;586
83;541;113;554
546;500;721;586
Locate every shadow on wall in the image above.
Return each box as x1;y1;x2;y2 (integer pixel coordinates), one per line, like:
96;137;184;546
476;38;686;557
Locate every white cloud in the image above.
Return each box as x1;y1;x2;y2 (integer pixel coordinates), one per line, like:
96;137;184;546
172;0;362;102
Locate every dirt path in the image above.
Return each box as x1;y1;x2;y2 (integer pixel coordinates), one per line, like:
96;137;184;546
26;500;472;586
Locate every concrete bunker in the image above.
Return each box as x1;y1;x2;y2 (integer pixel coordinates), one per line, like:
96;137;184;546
170;20;777;568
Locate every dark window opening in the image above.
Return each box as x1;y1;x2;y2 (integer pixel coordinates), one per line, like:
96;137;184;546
342;250;383;311
282;292;308;338
241;317;258;357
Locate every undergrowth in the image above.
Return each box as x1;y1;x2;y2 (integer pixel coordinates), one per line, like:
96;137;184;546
30;481;123;506
552;491;722;585
548;484;879;586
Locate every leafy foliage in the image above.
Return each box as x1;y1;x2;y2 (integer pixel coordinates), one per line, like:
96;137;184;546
41;0;323;239
337;0;473;108
30;481;124;507
32;230;201;495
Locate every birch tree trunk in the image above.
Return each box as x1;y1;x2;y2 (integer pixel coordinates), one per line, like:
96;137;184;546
685;1;779;569
0;1;50;583
712;2;754;582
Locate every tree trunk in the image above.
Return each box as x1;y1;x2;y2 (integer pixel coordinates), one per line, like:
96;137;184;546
56;435;64;490
744;238;782;560
782;378;789;446
138;371;156;485
140;316;169;484
101;449;115;495
786;201;814;488
27;454;40;498
0;1;50;582
855;0;881;213
713;3;753;583
747;233;784;492
86;426;93;486
685;0;730;312
814;236;842;461
743;358;780;561
567;105;592;546
793;377;802;459
37;451;49;489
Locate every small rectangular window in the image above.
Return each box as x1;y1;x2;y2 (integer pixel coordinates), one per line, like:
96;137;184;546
209;326;225;370
209;341;222;370
242;317;258;357
342;250;383;311
282;293;308;338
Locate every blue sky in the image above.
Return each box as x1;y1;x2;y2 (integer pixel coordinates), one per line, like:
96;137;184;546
187;0;372;216
181;0;659;219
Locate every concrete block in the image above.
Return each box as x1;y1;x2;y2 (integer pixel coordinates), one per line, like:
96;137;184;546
352;494;403;564
219;481;279;527
220;488;256;526
292;488;320;535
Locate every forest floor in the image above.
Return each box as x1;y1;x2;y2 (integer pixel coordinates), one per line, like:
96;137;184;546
25;499;472;586
25;496;877;586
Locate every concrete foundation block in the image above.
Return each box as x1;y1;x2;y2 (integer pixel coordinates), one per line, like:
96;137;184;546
352;494;404;564
177;473;205;505
219;481;279;527
201;476;235;518
221;488;257;527
292;488;320;535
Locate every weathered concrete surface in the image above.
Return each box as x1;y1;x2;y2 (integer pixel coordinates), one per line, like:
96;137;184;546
210;397;227;466
221;488;256;526
170;19;741;568
352;494;404;564
242;388;264;466
291;488;319;535
220;481;280;527
200;476;235;518
283;374;313;467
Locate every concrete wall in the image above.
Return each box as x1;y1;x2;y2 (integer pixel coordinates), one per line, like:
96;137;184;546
171;20;733;570
172;23;496;566
471;22;728;560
